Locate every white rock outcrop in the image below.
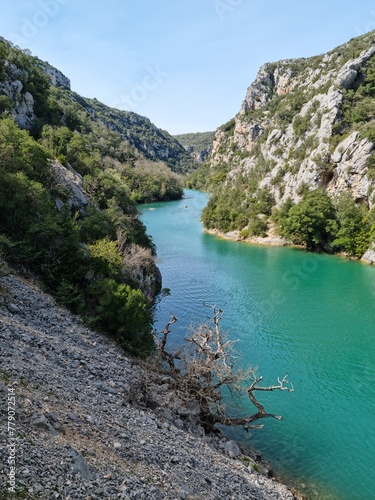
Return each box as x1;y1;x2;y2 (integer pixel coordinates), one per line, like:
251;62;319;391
51;160;89;212
361;244;375;264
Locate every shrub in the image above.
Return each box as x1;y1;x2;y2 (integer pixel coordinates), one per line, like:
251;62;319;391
248;218;268;237
91;279;153;356
277;190;338;249
293;114;310;136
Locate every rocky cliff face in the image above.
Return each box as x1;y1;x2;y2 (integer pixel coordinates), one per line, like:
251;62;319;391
86;98;197;173
0;37;195;173
40;62;71;90
211;41;375;208
0;56;70;128
205;31;375;257
174;131;215;163
0;61;36;128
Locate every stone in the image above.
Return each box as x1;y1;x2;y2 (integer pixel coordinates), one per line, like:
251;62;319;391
361;244;375;265
51;161;89;212
224;440;241;459
70;450;92;480
7;302;20;313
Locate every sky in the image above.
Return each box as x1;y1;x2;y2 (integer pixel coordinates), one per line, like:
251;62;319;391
1;1;375;135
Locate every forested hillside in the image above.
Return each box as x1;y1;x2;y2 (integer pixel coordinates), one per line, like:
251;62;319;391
0;37;193;355
174;131;215;163
189;31;375;261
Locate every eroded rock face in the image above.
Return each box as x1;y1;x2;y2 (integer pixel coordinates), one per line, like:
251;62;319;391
361;244;375;264
51;160;89;212
334;46;375;89
41;64;71;90
208;38;375;258
0;63;36;128
328;133;374;206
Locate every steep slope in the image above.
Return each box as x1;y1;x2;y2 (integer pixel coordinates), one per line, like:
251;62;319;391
0;268;298;499
197;31;375;259
0;37;196;175
0;38;173;356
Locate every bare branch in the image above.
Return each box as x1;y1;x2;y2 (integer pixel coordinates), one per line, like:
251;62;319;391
152;313;179;373
153;305;293;433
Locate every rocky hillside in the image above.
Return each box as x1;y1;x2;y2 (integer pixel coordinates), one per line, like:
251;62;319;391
0;36;196;174
0;267;299;500
1;37;181;358
174;131;215;163
194;31;375;260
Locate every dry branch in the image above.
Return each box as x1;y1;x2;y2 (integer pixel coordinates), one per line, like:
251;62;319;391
153;305;293;431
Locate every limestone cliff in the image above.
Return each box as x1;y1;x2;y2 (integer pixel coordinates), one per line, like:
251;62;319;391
203;31;375;259
0;37;195;173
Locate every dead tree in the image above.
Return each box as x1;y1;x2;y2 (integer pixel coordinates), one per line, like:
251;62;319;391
152;313;180;374
154;304;293;431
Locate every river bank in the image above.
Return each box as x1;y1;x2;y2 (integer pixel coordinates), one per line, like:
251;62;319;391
0;264;301;499
204;228;290;247
204;227;375;265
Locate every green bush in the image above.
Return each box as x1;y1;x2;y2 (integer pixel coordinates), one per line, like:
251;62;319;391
91;279;153;356
332;193;371;257
275;190;338;249
248;218;268;237
293;114;310;136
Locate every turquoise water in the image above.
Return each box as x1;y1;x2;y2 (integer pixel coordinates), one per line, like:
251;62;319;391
140;190;375;500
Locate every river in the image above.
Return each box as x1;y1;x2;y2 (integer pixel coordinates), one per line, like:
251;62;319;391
140;189;375;500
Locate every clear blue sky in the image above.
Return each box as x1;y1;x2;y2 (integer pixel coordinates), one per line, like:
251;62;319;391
1;1;375;134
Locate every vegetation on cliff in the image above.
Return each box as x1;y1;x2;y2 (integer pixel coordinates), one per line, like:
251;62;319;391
190;31;375;259
174;131;215;163
0;38;193;355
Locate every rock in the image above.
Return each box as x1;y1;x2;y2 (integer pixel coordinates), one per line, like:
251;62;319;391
70;449;92;480
335;46;375;89
361;244;375;265
51;160;89;212
331;132;359;164
41;64;71;90
7;302;20;314
31;413;57;435
224;440;241;459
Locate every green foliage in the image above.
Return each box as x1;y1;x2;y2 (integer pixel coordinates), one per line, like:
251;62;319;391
293;114;311;136
221;118;236;134
0;114;156;356
332;193;371;257
88;238;123;275
0;118;50;181
248;217;268;237
366;151;375;181
0;95;13;113
90;279;153;357
275;190;338;249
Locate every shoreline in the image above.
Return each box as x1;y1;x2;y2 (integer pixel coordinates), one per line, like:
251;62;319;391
204;228;375;265
204;228;291;247
0;266;302;500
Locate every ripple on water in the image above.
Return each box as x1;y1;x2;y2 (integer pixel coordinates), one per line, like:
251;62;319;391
142;190;375;500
